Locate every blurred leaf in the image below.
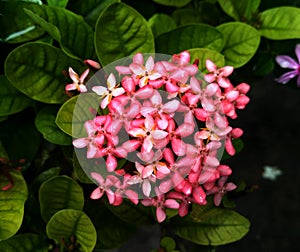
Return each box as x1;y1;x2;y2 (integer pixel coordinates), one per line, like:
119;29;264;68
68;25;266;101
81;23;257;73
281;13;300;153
39;175;84;221
0;75;32;116
5;42;82;104
56;93;101;138
217;22;260;67
156;24;224;54
85;200;137;249
35;106;72;145
172;9;202;26
0;116;41;161
0;1;44;43
47;0;68;8
95;2;155;66
0;234;49;251
67;0;121;28
160;236;176;252
0;171;28;240
24;5;95;60
46;209;97;251
148;14;176;38
0;141;8;159
252;52;275;77
152;0;192;7
217;0;260;21
259;7;300;40
173;207;250;245
188;48;225;72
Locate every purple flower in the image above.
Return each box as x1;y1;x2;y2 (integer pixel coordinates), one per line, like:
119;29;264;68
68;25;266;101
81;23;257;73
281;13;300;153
275;44;300;87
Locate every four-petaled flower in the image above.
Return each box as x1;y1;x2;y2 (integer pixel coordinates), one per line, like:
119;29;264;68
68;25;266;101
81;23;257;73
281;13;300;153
65;67;89;93
92;73;125;109
275;44;300;87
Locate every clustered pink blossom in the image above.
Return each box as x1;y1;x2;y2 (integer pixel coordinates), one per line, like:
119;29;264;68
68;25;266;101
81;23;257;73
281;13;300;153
70;51;250;223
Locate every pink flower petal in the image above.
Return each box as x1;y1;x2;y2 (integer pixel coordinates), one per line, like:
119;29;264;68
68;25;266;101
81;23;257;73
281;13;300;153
152;130;168;139
91;172;104;185
72;138;88;148
65;84;77;91
142;179;151;197
162;100;180;113
156;207;166;223
92;86;107;96
164;199;180;209
90;188;104;199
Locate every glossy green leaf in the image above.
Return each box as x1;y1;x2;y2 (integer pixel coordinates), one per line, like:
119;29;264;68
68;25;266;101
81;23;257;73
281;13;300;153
259;7;300;40
0;171;28;241
39;175;84;222
0;2;44;43
47;0;68;8
0;116;41;161
46;209;97;252
188;48;225;72
0;75;32;116
56;93;101;138
85;200;136;249
148;14;176;38
95;2;155;66
217;0;260;21
155;24;224;55
172;9;202;26
5;42;82;104
24;5;95;60
217;22;260;67
67;0;121;28
152;0;192;7
0;234;49;252
173;207;250;246
35;106;72;145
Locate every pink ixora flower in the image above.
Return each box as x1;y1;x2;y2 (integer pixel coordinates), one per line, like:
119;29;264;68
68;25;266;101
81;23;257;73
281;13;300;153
92;73;125;109
65;67;89;93
275;44;300;87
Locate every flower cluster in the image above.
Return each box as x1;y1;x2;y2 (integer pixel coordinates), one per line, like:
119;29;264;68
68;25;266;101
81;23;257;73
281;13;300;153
69;51;250;223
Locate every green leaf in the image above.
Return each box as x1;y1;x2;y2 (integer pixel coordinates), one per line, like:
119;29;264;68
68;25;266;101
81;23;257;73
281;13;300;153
152;0;192;7
188;48;225;72
217;22;260;67
0;234;49;252
35;106;72;145
0;1;44;43
24;5;95;60
173;207;250;246
85;200;137;249
95;2;155;66
252;52;275;77
148;14;177;38
0;75;32;116
259;7;300;40
155;24;224;55
0;171;28;241
217;0;260;21
5;42;82;104
46;209;97;252
172;9;202;26
67;0;121;28
47;0;68;8
39;175;84;222
56;93;101;138
0;116;41;161
160;237;176;252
